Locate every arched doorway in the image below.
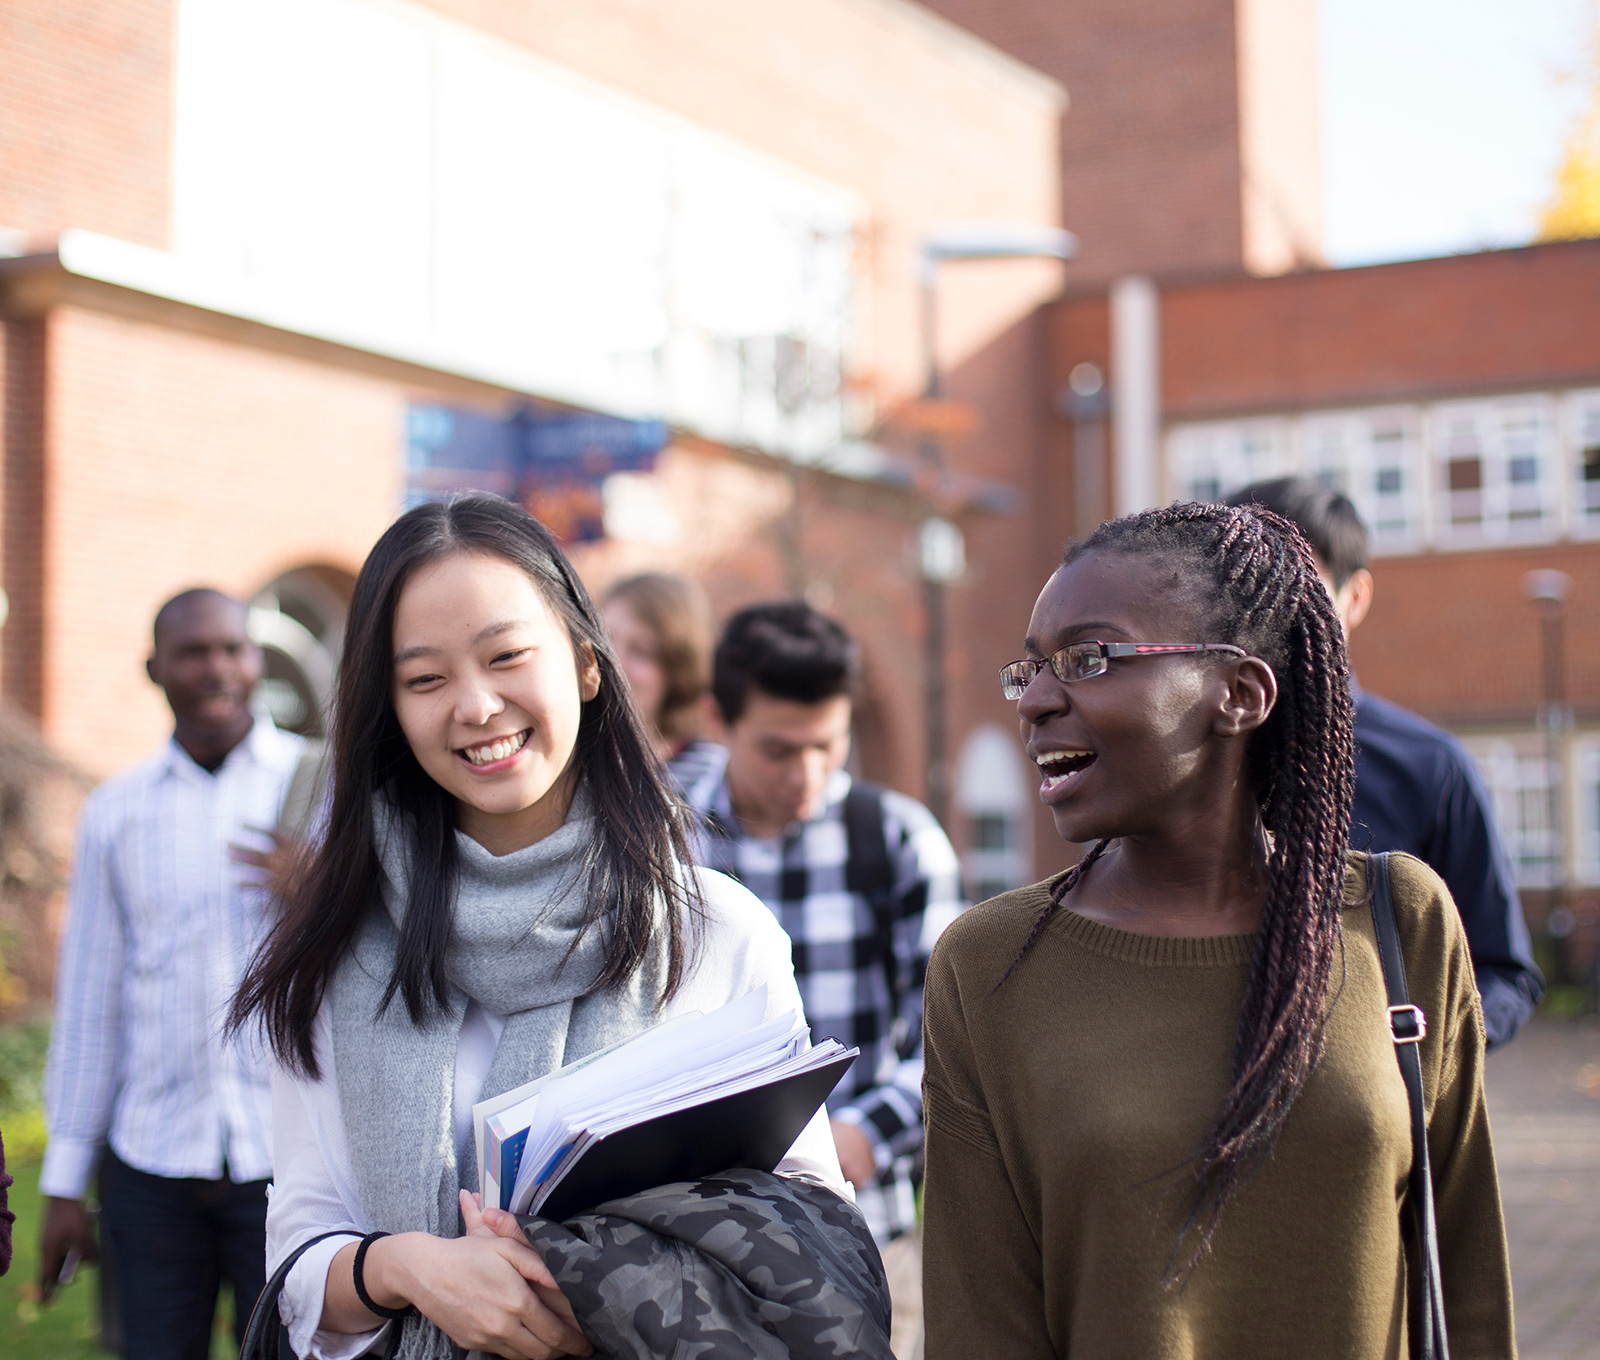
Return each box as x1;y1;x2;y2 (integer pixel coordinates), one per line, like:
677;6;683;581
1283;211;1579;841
955;723;1033;903
248;566;355;737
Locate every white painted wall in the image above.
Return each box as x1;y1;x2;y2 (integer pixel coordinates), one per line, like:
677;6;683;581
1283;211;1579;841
171;0;862;457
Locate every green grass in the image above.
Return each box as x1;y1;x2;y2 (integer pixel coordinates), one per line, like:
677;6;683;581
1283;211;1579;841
2;1158;242;1359
0;1159;113;1360
2;1159;243;1360
1;1022;240;1358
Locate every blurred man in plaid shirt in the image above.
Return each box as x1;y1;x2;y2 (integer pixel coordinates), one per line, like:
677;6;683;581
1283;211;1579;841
676;602;966;1244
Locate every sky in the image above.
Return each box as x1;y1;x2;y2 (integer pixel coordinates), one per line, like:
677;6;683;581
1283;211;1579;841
1321;0;1596;265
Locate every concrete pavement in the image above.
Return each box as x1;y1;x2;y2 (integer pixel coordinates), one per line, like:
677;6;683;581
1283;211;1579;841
1485;1016;1600;1360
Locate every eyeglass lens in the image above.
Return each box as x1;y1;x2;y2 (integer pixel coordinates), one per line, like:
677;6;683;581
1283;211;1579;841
998;643;1107;698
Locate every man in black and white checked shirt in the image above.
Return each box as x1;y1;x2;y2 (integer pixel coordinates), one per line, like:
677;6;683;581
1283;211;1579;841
676;602;965;1245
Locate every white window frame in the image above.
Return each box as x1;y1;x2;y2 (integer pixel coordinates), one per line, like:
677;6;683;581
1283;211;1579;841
1426;397;1562;549
1298;406;1427;553
1565;388;1600;541
1162;388;1600;556
1162;418;1293;505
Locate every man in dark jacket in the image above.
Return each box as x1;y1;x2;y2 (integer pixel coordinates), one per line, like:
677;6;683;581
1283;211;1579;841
1232;478;1543;1047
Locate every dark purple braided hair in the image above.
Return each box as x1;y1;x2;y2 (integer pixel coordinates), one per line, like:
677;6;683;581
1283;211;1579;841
1002;501;1356;1277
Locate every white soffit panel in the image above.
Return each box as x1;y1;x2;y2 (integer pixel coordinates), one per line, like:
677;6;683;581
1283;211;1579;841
170;0;866;446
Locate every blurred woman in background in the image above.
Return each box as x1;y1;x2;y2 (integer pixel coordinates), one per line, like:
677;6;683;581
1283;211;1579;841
601;573;722;790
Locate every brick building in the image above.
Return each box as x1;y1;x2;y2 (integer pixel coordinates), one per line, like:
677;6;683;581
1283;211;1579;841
920;0;1600;965
1050;242;1600;949
4;0;1598;1012
917;0;1324;280
0;0;1069;1008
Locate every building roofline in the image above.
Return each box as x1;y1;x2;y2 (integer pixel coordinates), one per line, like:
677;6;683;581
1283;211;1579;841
0;230;648;419
841;0;1069;113
0;231;1015;509
1163;367;1600;423
1055;236;1600;302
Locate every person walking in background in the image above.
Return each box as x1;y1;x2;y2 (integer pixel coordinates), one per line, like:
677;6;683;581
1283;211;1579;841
37;588;306;1359
677;601;966;1245
922;504;1514;1357
601;573;723;791
1231;477;1542;1046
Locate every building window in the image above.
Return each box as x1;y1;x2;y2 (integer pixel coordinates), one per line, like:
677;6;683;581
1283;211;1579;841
1300;408;1424;550
1430;399;1557;547
970;813;1013;852
1165;420;1292;506
1570;389;1600;537
1164;390;1589;556
1464;737;1563;889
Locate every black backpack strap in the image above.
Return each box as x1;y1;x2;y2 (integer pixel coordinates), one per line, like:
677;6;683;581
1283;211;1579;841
1368;852;1451;1360
843;782;906;1048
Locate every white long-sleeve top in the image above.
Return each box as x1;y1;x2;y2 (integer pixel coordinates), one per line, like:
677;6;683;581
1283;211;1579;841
41;721;305;1199
268;868;851;1360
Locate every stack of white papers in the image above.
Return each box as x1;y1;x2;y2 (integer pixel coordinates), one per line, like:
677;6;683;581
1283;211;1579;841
473;986;856;1217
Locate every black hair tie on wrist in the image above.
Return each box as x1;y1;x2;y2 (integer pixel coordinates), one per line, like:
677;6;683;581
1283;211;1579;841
353;1231;417;1321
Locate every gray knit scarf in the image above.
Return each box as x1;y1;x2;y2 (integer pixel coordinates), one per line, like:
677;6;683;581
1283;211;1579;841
329;785;666;1360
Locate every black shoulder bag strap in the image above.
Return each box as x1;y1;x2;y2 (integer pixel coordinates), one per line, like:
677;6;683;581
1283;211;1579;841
241;1230;402;1360
843;782;908;1057
1368;851;1451;1360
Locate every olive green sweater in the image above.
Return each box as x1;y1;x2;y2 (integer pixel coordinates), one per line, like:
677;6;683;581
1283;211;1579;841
922;853;1515;1360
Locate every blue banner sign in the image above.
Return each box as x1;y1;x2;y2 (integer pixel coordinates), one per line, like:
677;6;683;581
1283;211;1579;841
406;404;670;542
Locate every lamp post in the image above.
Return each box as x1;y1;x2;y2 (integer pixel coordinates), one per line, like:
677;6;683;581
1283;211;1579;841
916;225;1077;826
1523;568;1574;980
1057;361;1110;539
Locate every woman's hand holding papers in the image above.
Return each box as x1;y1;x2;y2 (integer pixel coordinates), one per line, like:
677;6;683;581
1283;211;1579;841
319;1190;592;1359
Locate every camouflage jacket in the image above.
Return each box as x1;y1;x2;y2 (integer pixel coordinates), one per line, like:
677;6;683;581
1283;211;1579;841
519;1170;893;1360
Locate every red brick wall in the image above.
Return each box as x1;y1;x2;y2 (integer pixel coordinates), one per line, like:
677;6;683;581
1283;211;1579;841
1155;241;1600;418
917;0;1249;283
1352;544;1600;726
1;0;1069;875
41;307;409;777
405;0;1068;825
0;0;173;249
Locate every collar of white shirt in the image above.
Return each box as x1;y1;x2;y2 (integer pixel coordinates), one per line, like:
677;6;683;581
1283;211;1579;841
158;716;303;784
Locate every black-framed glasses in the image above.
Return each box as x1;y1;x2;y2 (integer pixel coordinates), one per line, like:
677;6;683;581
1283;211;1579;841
999;641;1248;700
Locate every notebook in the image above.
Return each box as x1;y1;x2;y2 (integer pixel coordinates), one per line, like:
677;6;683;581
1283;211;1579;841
472;986;857;1219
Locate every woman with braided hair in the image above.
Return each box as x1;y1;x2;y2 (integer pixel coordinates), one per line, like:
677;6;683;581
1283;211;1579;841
920;503;1513;1359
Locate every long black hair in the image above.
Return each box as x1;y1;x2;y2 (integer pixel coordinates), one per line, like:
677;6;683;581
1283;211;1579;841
1003;501;1356;1275
232;494;702;1077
